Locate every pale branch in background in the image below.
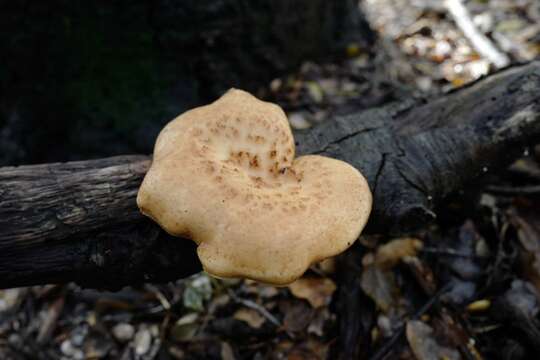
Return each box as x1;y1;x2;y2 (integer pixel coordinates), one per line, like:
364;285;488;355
445;0;510;68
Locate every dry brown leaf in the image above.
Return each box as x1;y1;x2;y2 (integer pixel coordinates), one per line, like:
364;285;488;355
259;285;279;298
402;256;437;295
170;313;199;342
221;342;236;360
307;308;332;337
288;277;337;308
406;320;461;360
314;258;336;275
233;308;265;329
360;264;398;312
375;238;423;269
508;205;540;292
282;301;314;333
287;338;329;360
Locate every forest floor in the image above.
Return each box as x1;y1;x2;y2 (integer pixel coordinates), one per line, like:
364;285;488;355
1;1;539;359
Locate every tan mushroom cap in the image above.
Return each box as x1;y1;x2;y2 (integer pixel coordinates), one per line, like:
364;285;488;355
137;89;372;285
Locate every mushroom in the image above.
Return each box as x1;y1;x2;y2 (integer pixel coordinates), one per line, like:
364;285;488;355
137;89;372;285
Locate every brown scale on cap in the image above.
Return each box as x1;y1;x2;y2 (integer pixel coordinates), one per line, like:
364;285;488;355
137;89;372;285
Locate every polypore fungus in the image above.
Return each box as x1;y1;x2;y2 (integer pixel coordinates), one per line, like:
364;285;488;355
137;89;372;285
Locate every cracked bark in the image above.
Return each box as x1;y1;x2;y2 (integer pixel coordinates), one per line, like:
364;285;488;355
0;62;539;289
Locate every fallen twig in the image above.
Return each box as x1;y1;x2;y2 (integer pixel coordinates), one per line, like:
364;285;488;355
485;184;540;195
227;290;282;327
369;283;452;360
445;0;510;68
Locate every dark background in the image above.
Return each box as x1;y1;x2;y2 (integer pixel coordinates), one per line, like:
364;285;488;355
0;0;371;165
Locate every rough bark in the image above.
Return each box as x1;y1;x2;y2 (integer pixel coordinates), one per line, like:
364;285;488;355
297;62;540;231
0;62;539;289
0;156;201;289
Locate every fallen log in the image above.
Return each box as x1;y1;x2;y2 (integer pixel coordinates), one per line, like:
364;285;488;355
0;62;539;289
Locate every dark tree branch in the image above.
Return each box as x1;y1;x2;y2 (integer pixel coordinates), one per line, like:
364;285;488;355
0;62;539;289
296;62;540;231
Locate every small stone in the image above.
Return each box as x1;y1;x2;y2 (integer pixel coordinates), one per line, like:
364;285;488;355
270;78;282;92
0;289;23;312
288;112;311;130
8;333;22;347
473;13;493;34
112;323;135;343
61;340;84;360
149;324;159;337
467;60;490;79
134;326;152;356
306;81;324;103
71;325;88;347
416;76;432;92
168;346;185;359
377;315;393;338
434;40;452;59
